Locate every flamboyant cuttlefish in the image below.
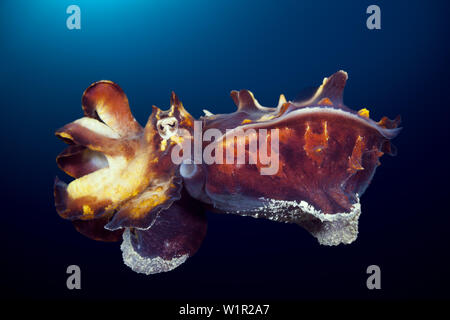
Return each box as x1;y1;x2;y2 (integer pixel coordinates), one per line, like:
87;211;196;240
54;71;401;274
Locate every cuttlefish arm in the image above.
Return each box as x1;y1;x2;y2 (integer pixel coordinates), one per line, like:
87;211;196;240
54;81;206;272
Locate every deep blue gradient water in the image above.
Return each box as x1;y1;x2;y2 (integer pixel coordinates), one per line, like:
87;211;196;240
1;0;449;300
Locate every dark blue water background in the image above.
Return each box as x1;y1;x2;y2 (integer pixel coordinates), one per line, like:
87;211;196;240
1;0;449;299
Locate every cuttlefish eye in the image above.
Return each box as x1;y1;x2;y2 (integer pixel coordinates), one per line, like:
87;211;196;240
157;117;178;139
